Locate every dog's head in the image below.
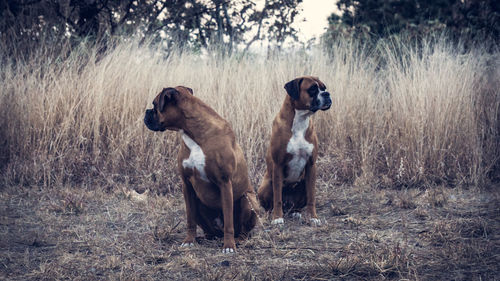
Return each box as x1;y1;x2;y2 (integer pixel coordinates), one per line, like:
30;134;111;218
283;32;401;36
144;86;193;132
284;76;332;112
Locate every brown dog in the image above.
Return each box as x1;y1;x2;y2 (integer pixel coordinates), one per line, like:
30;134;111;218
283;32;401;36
257;76;332;225
144;86;258;253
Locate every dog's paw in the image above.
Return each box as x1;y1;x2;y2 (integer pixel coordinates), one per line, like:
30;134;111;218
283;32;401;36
310;218;322;226
291;212;302;220
271;217;284;225
222;247;235;254
180;242;194;247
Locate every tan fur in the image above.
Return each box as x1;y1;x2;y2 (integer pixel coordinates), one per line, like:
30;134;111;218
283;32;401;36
146;86;258;252
257;76;328;223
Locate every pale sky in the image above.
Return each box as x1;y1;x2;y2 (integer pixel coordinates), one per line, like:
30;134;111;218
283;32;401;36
293;0;339;42
244;1;340;51
254;0;339;43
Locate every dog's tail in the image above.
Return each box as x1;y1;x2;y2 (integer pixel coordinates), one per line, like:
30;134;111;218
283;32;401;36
244;189;267;232
245;190;261;214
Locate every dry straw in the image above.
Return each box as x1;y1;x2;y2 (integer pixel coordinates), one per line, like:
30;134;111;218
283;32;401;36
0;36;498;189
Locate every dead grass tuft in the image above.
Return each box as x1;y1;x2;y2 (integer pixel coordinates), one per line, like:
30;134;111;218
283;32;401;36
427;217;491;245
317;242;414;279
422;187;448;207
330;203;347;216
395;190;418;209
47;188;86;215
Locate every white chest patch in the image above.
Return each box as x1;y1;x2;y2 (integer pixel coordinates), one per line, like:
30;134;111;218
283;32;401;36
285;110;314;182
181;131;209;182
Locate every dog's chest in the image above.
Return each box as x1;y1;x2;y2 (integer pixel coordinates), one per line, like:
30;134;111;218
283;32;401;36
285;110;314;182
181;132;209;182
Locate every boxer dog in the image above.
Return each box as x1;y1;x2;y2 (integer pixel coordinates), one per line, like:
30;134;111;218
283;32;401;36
257;76;332;226
144;86;258;253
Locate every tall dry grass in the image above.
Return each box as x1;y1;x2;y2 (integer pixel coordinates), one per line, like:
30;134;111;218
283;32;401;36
0;37;498;190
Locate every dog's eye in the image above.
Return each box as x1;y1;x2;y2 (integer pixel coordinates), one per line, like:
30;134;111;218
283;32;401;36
307;86;318;96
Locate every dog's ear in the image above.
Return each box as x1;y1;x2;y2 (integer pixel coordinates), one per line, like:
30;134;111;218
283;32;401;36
185;87;193;95
284;78;303;100
159;87;179;111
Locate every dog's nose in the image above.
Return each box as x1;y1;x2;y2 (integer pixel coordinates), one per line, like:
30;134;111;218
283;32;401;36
321;92;332;110
144;109;154;123
323;92;332;102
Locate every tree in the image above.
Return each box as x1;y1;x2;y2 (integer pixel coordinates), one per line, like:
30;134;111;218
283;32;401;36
0;0;303;54
323;0;500;43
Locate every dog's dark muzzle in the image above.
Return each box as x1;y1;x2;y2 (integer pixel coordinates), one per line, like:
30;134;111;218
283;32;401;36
321;92;332;111
144;109;163;131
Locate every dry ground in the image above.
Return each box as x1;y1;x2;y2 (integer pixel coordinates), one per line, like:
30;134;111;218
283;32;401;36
1;179;498;280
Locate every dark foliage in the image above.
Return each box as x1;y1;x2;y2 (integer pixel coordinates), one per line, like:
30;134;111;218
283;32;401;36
0;0;302;54
324;0;499;45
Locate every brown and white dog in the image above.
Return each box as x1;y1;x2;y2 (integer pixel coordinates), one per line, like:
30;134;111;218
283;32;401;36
144;86;259;253
257;76;332;225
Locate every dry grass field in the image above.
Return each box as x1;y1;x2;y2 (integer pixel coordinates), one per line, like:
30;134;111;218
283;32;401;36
1;181;498;280
1;37;499;280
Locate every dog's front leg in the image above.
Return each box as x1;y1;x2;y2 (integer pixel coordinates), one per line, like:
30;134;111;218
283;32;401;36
220;180;236;253
271;163;284;224
304;162;320;226
181;179;197;246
